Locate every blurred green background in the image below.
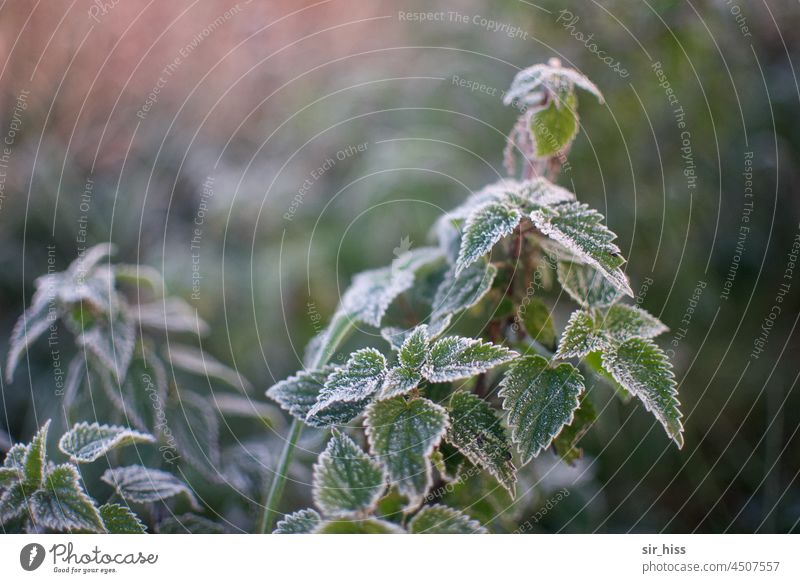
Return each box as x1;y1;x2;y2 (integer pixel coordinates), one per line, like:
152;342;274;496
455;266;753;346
1;0;799;532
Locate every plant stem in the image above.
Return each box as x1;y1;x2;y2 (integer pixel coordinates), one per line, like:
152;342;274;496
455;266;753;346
259;417;304;533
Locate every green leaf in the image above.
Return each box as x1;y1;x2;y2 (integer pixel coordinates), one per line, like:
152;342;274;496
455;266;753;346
531;202;632;296
266;368;332;425
431;444;465;482
398;325;429;369
315;518;405;534
409;504;487;534
431;261;497;321
5;283;54;382
0;482;28;524
378;366;422;399
99;503;146;533
156;513;225;534
552;396;597;465
601;304;668;342
446;392;515;495
422;336;518;383
602;338;683;447
59;423;155;463
520;297;557;350
307;348;386;423
499;356;585;464
273;508;321;534
167;389;221;481
508;177;576;211
31;464;105;533
312;430;385;518
557;261;621;308
101;465;199;508
456;201;521;274
77;309;136;382
22;420;50;490
555;310;608;359
167;344;251;391
504;62;604;107
3;443;28;471
365;396;449;510
529;91;579;157
0;467;20;488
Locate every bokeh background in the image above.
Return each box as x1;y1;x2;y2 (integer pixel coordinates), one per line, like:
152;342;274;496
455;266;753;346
1;0;799;533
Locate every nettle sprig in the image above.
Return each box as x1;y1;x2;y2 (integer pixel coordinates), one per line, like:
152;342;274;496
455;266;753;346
265;59;683;534
6;243;258;486
0;420;197;533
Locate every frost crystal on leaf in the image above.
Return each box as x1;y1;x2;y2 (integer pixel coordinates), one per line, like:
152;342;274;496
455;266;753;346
99;503;146;534
101;465;199;508
456;201;521;274
409;504;487;534
557;261;621;308
378;366;422;399
59;423;155;463
499;355;585;464
602;337;683;448
530;201;633;297
30;464;105;533
422;336;518;383
601;304;668;342
307;348;386;423
266;368;332;424
432;261;497;322
446;392;516;495
398;325;429;369
556;310;608;359
504;62;604;107
365;396;449;510
312;430;385;518
273;508;321;534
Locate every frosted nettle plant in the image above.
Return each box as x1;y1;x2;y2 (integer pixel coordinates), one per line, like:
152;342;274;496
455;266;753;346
265;59;682;534
0;419;198;533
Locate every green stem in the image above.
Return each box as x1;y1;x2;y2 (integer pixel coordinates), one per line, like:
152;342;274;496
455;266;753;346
259;418;304;533
259;311;355;533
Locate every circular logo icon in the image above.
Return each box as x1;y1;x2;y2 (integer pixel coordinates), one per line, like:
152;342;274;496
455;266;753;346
20;543;46;571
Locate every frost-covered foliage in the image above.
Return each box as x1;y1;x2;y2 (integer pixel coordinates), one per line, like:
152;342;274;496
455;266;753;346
0;420;195;533
4;244;255;532
266;59;683;533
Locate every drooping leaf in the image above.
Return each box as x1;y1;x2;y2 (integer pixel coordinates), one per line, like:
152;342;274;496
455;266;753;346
273;508;321;534
5;284;54;382
409;504;487;534
529;91;579;157
133;298;210;336
431;261;497;321
99;503;146;533
422;336;517;383
552;396;597;465
22;420;50;490
446;392;515;495
30;464;105;533
557;261;621;308
59;423;155;463
456;202;521;274
101;465;199;507
602;338;683;447
312;430;385;518
166;390;221;481
520;297;557;350
499;356;585;464
555;310;608;359
531;202;632;296
307;348;386;423
266;368;332;424
76;309;136;382
504;62;604;107
365;396;449;510
167;344;251;391
156;513;225;534
340;267;414;328
315;518;404;534
601;304;668;342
